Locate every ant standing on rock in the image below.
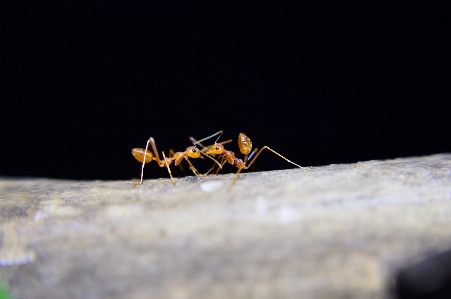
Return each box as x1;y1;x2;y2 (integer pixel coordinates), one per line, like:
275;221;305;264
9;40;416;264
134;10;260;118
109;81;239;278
132;132;231;186
132;138;204;186
193;131;310;191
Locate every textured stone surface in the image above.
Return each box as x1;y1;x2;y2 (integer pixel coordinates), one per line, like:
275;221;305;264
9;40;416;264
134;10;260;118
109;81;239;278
1;154;450;299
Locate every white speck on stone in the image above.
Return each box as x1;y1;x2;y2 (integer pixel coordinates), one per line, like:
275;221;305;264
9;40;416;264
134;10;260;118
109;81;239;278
105;205;143;218
278;205;302;225
34;211;49;222
256;196;268;214
48;205;80;217
200;181;223;192
0;250;36;266
38;202;81;219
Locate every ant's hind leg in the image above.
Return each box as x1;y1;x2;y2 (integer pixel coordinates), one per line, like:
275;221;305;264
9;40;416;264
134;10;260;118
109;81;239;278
135;137;153;186
246;146;303;169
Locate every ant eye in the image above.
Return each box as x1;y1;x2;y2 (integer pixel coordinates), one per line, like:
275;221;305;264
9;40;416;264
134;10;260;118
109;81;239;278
191;149;196;153
216;146;220;150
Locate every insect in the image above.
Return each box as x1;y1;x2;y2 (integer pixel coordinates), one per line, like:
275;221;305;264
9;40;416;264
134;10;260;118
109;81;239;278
195;131;308;191
132;132;231;186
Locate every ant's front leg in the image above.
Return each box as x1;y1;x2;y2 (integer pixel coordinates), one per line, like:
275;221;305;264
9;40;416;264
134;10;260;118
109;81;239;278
183;157;205;178
211;156;227;176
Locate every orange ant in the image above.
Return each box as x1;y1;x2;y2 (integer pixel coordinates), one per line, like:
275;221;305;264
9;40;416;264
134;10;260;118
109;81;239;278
132;132;231;186
193;131;309;191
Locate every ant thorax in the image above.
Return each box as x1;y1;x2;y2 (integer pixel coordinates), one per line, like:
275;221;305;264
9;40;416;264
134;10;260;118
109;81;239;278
224;150;236;165
223;151;245;168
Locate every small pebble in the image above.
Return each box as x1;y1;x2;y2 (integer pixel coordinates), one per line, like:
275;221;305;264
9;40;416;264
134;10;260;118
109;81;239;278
200;181;223;192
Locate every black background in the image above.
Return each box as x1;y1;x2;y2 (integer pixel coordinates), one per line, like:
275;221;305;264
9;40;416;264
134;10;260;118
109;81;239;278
1;1;449;181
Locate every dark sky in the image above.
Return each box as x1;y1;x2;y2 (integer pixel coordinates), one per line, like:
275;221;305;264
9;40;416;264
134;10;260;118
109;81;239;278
1;1;449;180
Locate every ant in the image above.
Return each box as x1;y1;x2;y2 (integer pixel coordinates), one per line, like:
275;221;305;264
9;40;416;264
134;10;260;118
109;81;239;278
132;132;231;186
193;131;310;191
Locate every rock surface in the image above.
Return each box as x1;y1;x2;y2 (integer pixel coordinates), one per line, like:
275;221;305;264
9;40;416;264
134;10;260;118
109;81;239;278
1;154;450;299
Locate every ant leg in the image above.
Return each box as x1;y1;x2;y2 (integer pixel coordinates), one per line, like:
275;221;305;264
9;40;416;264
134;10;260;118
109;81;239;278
212;157;227;175
183;157;204;178
149;137;162;163
247;148;259;172
246;146;303;169
170;149;187;176
244;148;258;164
162;151;176;185
203;155;225;176
204;158;219;176
224;148;260;189
199;150;224;170
228;165;245;192
226;149;257;191
135;137;153;187
189;134;231;172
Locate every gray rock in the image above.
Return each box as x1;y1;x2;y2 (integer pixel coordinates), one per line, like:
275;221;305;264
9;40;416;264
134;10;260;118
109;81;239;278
1;154;450;299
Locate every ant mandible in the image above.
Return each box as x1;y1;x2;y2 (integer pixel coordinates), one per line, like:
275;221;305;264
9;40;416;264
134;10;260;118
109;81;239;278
196;131;309;191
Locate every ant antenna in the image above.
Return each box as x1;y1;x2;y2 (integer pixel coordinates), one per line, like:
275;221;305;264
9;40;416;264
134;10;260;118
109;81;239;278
192;130;223;146
214;130;224;144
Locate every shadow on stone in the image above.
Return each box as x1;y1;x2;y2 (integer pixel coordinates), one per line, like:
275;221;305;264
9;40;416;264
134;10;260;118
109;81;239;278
394;249;451;299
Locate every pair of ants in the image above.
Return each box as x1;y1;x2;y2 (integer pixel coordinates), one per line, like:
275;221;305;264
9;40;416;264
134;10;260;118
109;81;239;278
132;131;309;191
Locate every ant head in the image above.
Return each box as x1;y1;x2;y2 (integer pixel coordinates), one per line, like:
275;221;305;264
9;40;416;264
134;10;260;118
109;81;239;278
206;143;225;155
185;146;201;158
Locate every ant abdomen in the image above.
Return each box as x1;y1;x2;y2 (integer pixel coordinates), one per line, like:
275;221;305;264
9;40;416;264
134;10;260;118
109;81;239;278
238;133;252;155
132;148;153;163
